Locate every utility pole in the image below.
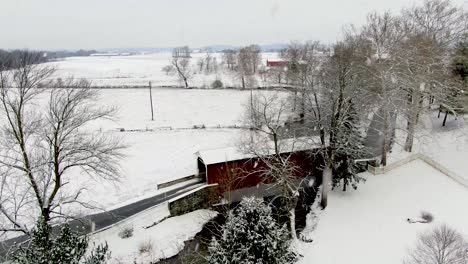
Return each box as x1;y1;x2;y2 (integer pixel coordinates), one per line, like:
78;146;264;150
149;81;154;121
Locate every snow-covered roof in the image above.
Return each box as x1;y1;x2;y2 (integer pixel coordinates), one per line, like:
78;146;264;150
195;146;255;165
196;136;321;165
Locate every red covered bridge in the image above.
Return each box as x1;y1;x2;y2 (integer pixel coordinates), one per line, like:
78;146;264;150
195;145;323;201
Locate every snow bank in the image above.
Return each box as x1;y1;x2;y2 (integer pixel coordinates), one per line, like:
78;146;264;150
91;207;217;263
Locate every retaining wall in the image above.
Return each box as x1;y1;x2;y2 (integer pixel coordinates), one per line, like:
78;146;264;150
168;184;219;216
368;153;468;189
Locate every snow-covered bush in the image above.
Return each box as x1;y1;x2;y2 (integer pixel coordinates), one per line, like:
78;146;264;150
118;226;134;239
207;197;296;264
211;79;224;88
10;217;110;264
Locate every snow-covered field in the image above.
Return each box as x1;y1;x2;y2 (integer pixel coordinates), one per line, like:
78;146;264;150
299;159;468;264
67;88;285;210
85;88;265;130
48;52;280;88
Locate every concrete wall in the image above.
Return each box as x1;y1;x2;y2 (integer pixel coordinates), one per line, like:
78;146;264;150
168;184;219;216
368;153;468;189
157;174;202;189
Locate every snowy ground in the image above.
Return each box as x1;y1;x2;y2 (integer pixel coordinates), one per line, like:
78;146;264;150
76;129;241;210
299;159;468;264
47;52;280;88
389;111;468;180
1;84;289;216
85;88;269;130
66;88;286;210
90;206;217;263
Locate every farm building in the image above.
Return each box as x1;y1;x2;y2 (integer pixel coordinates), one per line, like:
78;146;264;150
266;60;289;68
195;143;323;202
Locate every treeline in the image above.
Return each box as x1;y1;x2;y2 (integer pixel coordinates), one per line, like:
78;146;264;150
0;49;97;69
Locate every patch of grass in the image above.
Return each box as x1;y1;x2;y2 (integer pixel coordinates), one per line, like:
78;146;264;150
138;239;154;254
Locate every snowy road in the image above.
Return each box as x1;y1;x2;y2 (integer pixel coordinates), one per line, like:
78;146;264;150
0;180;204;257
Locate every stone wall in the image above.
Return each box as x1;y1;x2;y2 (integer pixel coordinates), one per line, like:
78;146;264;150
168;184;219;216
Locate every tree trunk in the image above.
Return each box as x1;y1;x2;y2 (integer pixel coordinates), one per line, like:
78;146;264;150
404;114;416;152
321;166;332;209
381;110;388;166
289;208;298;241
184;78;188;88
442;110;449;126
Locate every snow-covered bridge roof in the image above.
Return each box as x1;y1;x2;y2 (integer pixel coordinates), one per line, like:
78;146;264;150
195;136;321;165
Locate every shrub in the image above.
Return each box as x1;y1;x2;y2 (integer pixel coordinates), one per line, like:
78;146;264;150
207;197;296;264
11;217;110;264
138;239;153;254
211;80;223;88
118;226;134;239
420;211;434;223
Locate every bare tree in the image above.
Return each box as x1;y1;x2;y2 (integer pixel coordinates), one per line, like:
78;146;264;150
399;0;467;151
171;46;192;88
404;224;468;264
222;49;236;71
282;41;323;119
241;92;310;240
0;53;125;238
294;36;371;207
204;48;213;73
360;11;406;165
236;47;253;89
161;65;174;76
247;44;262;74
196;57;205;73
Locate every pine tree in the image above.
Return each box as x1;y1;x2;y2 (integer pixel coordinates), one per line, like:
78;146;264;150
11;217;110;264
332;99;368;191
207;197;296;264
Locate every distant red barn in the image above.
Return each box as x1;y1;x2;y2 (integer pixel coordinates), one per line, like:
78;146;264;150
266;60;289;68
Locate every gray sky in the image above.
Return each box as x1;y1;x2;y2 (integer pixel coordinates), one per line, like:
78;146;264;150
1;0;466;50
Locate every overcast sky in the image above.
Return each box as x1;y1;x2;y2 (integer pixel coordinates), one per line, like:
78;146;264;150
1;0;466;50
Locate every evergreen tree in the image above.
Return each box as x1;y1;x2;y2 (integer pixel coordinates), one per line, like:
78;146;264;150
332;99;368;191
207;197;296;264
11;217;110;264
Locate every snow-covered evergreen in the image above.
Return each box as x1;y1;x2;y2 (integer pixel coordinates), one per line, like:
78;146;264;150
207;197;296;264
332;99;368;191
11;217;110;264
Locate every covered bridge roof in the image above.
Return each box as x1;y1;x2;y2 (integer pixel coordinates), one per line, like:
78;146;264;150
195;137;321;166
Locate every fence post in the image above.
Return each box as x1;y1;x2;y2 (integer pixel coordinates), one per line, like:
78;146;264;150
149;81;154;121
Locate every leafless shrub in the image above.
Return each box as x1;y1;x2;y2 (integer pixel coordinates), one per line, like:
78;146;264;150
138;239;154;254
118;226;134;239
404;224;468;264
